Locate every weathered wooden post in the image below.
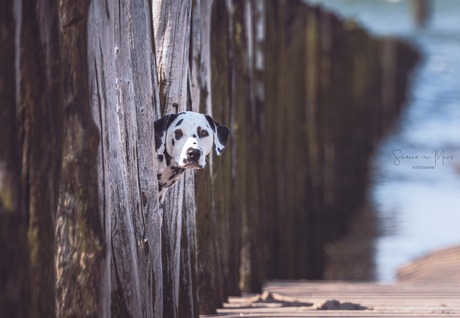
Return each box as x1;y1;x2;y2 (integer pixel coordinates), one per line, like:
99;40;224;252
57;0;166;316
152;1;196;317
193;0;222;314
55;0;108;316
1;0;64;317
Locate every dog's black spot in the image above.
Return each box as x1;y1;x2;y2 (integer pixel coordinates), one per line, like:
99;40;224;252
164;150;173;166
154;131;164;151
205;114;216;131
216;125;229;147
171;166;185;173
175;129;183;140
162;167;185;184
193;134;196;138
167;180;178;188
154;113;179;150
172;138;175;146
175;119;183;127
193;142;196;145
158;154;164;162
178;112;186;115
170;170;182;179
204;114;230;151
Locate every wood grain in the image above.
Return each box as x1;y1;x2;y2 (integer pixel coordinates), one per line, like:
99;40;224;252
86;0;163;316
398;246;460;284
206;281;460;317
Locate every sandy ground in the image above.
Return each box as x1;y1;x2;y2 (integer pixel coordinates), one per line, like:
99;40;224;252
203;281;460;317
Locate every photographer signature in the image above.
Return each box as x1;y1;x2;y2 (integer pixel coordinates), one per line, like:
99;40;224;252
393;149;455;166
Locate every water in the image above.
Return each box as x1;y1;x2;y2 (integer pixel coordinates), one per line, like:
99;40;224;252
305;0;460;282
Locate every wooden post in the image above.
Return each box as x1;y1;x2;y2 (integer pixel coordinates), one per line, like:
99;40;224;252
0;0;64;317
152;1;194;317
412;0;431;28
55;1;107;316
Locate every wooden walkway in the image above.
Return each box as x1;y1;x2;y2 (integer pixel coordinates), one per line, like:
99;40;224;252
203;281;460;317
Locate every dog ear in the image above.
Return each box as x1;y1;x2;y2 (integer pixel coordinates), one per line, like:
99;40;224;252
154;113;179;153
205;115;230;156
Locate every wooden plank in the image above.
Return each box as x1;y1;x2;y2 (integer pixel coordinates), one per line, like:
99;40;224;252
398;246;460;284
204;281;460;317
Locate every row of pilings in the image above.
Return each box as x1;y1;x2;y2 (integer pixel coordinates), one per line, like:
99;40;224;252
0;0;420;317
194;0;419;314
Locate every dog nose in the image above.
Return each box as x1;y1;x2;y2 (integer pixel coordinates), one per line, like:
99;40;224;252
186;148;201;162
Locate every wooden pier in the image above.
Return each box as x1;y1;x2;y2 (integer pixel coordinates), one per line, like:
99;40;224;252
204;280;460;317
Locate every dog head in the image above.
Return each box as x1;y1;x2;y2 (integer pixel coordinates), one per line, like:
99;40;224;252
154;111;230;169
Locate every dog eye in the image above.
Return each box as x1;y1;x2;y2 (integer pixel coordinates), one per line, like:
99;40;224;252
175;129;183;139
200;130;209;138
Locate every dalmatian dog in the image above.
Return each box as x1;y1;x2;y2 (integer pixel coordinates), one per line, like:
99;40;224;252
154;111;230;202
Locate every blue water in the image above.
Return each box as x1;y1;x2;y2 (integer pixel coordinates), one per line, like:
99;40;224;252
305;0;460;282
